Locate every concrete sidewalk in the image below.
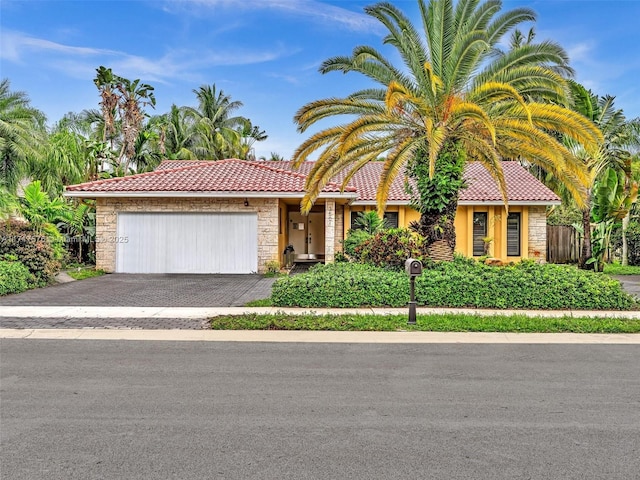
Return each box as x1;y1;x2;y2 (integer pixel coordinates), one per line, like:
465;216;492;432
1;305;640;319
1;328;639;343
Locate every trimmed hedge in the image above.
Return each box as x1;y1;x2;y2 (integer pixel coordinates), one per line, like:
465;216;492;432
0;260;34;296
272;263;408;308
0;221;60;287
271;259;636;310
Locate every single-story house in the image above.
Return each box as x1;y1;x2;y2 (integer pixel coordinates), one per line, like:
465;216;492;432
64;159;560;274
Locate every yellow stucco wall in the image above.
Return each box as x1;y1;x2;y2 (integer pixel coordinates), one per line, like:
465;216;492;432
343;204;538;262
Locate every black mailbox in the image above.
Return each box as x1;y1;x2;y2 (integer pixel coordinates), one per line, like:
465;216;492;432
405;258;423;276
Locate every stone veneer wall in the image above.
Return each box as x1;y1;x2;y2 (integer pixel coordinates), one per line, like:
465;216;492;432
95;197;279;274
324;200;336;263
528;205;547;261
334;205;344;255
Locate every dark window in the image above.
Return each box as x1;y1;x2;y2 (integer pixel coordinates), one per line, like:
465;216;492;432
350;212;362;231
383;212;399;229
507;212;521;256
350;211;398;230
473;212;488;256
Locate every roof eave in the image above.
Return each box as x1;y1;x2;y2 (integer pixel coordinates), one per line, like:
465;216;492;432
350;199;561;206
457;200;561;206
63;190;358;199
350;200;411;206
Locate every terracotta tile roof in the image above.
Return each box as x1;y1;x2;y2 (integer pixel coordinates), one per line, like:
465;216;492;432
460;161;559;203
66;159;559;204
267;160;559;204
155;160;210;170
65;159;355;194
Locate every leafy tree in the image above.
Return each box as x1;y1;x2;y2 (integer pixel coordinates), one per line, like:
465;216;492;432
186;84;245;160
155;105;199;160
235;120;268;160
18;180;70;234
353;211;389;234
0;79;47;192
32;125;87;196
61;201;95;263
185;85;267;160
589;166;638;271
0;187;17;220
566;82;640;268
292;0;601;260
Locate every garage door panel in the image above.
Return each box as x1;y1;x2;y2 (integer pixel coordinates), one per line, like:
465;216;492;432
116;213;258;274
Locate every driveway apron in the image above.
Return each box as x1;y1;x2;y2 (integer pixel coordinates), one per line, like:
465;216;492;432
0;274;276;308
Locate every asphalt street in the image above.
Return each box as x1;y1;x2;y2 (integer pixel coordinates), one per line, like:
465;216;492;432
1;340;639;479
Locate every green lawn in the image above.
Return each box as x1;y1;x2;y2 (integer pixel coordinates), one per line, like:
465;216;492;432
210;313;640;333
603;262;640;275
66;268;105;280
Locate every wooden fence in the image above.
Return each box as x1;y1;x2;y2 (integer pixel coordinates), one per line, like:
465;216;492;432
547;225;581;264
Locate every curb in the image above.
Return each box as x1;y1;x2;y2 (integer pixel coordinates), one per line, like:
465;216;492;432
2;306;640;319
1;329;639;343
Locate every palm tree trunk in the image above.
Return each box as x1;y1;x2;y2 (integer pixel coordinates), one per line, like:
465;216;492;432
622;212;630;266
410;199;458;261
579;205;593;270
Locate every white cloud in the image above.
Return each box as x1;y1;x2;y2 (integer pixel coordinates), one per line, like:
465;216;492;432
1;30;296;84
266;72;301;85
166;0;383;33
0;30;119;62
566;41;595;64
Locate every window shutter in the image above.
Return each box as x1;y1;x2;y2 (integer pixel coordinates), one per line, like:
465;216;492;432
383;212;399;229
507;213;521;256
473;213;487;256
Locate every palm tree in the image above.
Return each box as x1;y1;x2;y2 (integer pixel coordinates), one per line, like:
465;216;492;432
234;120;268;160
115;77;156;173
186;84;245;160
93;67;156;175
157;105;199;160
33;127;86;196
0;79;47;192
292;0;601;259
567;82;640;268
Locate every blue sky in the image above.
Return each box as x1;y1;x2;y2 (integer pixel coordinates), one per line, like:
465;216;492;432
2;0;639;160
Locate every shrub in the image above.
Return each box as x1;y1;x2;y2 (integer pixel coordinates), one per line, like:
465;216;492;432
0;260;34;295
0;221;61;286
342;229;372;258
272;262;409;308
354;228;424;269
271;258;635;310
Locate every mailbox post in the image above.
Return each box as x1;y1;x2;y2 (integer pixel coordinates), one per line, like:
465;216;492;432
405;258;423;325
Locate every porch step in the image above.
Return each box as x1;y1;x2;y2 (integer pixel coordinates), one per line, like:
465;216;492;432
289;262;322;275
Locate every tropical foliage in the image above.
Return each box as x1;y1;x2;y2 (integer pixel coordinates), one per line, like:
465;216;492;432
293;0;602;259
562;82;640;269
0;79;47;192
0;69;269;272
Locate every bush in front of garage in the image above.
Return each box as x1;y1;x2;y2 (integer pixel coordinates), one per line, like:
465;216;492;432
271;259;636;310
0;221;61;287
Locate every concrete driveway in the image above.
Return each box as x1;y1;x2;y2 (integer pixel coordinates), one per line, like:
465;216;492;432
611;275;640;299
0;274;276;307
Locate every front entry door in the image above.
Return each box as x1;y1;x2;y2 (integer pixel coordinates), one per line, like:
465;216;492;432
288;211;325;256
308;212;325;255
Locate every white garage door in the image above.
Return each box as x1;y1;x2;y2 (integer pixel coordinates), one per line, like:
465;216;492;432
116;212;258;274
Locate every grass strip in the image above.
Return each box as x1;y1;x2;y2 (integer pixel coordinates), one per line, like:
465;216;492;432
210;313;640;333
66;268;106;280
603;263;640;275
